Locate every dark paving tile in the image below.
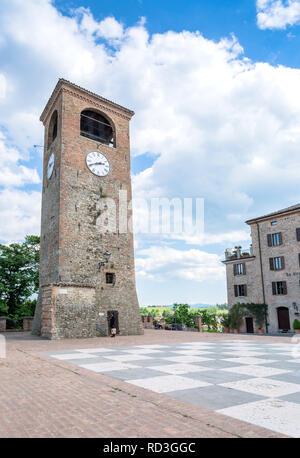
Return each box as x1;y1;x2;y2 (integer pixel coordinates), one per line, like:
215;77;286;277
143;352;182;359
259;353;295;361
192;359;245;369
263;361;300;371
167;385;266;411
103;367;165;381
184;369;255;385
130;358;169;367
267;371;300;384
277;392;300;404
66;356;114;365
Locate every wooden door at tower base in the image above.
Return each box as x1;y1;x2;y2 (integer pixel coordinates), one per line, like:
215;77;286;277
277;307;290;330
107;310;119;334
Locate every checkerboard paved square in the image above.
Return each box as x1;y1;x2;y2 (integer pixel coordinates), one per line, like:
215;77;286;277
48;340;300;437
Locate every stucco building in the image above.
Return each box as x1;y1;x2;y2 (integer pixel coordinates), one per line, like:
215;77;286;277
223;204;300;334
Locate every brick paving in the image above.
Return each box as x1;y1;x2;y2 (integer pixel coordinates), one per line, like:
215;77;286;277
0;329;294;438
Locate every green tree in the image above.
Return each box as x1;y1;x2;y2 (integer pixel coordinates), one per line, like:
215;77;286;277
173;303;195;328
0;235;40;318
139;307;148;316
197;309;218;331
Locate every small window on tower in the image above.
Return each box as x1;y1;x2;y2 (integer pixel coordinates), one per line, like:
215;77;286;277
47;110;58;148
106;273;115;284
80;109;115;147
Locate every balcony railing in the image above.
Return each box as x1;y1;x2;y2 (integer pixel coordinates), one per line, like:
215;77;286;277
224;246;253;261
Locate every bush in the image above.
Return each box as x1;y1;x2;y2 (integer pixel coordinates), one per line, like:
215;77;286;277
6;316;23;330
220;314;230;329
197;309;218;331
293;319;300;330
228;304;244;331
229;302;268;330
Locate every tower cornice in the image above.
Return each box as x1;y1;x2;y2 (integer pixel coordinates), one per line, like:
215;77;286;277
40;78;135;124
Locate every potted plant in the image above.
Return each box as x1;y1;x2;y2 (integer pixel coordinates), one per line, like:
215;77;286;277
221;315;230;333
293;319;300;334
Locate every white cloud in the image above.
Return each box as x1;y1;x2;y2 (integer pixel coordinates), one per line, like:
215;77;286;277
169;230;251;246
0;74;7;99
257;0;300;29
0;188;41;242
0;0;300;300
76;8;124;40
136;246;225;282
0;132;40;187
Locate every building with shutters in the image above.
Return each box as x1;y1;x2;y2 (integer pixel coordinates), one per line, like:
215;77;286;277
223;204;300;334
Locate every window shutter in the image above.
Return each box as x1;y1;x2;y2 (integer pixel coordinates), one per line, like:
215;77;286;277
299;253;300;267
272;282;276;295
267;234;272;247
233;264;237;276
283;281;287;295
278;232;283;245
281;256;285;270
269;258;274;270
244;285;247;297
243;263;246;275
297;228;300;241
234;285;238;297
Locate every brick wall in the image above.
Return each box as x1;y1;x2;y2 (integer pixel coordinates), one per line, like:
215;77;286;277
34;79;143;339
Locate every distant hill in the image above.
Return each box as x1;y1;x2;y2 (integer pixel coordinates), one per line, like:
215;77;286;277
141;303;218;309
190;304;215;308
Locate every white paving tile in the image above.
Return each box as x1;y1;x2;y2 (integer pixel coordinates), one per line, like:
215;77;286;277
126;375;211;393
222;365;291;378
220;345;261;350
179;343;216;347
52;353;98;360
120;349;163;355
108;354;153;362
150;363;210;375
162;355;213;363
79;362;139;373
76;348;115;353
135;345;169;349
170;350;212;356
222;357;275;365
218;399;300;438
221;377;300;397
220;351;266;357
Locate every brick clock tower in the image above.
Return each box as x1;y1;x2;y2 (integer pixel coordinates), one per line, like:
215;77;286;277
32;79;143;339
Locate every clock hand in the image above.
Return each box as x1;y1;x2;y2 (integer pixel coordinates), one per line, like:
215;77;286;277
90;162;105;166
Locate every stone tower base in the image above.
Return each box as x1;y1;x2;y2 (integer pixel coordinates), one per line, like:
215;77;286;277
32;284;143;340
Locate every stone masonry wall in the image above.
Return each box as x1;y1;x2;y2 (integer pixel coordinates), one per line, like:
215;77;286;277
252;213;300;333
35;80;143;338
225;210;300;333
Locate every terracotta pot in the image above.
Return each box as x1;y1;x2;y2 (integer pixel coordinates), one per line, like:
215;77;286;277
294;329;300;334
224;327;230;333
258;329;264;334
233;329;239;334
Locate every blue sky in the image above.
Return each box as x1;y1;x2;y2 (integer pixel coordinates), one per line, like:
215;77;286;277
1;0;300;306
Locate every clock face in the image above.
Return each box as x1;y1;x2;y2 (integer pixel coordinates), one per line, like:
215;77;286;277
47;152;54;179
86;151;110;177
